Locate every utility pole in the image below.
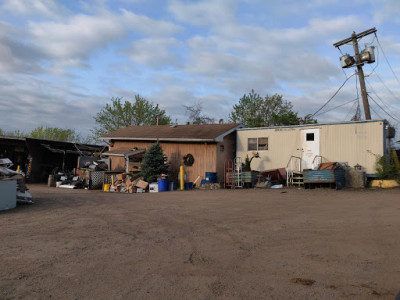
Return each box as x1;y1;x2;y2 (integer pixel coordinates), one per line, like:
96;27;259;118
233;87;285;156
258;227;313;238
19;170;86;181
333;27;377;120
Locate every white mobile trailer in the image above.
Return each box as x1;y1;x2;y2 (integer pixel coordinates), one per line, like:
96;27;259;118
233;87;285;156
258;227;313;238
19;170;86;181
236;119;393;176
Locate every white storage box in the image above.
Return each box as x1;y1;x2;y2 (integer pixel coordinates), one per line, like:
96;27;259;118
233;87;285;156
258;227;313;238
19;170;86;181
0;180;17;211
149;183;158;193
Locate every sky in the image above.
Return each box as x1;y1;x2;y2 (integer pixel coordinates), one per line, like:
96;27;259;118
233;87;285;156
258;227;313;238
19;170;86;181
0;0;399;139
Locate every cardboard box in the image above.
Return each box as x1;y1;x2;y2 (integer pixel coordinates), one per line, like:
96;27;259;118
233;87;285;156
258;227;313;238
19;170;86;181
135;179;148;190
125;178;132;187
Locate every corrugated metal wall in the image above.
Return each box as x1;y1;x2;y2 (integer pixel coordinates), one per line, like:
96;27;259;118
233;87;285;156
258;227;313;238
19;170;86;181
237;120;386;174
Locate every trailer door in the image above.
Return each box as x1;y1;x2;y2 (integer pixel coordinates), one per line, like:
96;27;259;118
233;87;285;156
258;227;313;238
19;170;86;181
301;129;320;170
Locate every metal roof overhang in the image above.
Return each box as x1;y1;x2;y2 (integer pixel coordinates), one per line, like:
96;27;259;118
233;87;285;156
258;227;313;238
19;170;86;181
102;149;145;157
101;137;217;142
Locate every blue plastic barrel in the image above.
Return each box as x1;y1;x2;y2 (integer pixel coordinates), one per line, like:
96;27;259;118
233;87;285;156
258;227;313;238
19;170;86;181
168;181;176;191
205;172;217;183
158;179;168;192
184;182;193;190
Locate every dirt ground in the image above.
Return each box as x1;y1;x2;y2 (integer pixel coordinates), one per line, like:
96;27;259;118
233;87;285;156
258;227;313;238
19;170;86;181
1;185;400;300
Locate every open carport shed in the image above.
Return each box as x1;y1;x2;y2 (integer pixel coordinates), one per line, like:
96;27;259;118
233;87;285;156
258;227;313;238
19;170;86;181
0;136;106;183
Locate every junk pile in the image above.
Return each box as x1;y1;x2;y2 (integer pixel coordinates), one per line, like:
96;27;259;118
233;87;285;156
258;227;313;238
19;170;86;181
106;173;149;193
81;158;108;171
73;157;110;189
52;172;85;189
0;158;33;203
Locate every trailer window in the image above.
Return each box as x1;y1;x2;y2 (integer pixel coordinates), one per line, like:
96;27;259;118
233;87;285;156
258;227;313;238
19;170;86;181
258;137;268;150
306;133;314;141
248;137;268;151
248;138;257;151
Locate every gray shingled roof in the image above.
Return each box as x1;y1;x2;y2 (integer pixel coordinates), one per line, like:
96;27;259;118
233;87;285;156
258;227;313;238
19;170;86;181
102;123;243;142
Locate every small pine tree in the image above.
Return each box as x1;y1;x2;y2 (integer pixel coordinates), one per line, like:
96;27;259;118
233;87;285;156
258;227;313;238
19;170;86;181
140;143;169;183
242;155;251;171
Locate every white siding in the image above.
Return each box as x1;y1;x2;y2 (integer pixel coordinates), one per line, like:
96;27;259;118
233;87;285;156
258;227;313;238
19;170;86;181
237;120;386;174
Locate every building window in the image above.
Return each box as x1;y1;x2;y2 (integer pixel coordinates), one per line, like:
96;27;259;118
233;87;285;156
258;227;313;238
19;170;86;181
258;137;268;150
220;145;224;152
248;138;257;151
248;137;268;151
306;133;314;141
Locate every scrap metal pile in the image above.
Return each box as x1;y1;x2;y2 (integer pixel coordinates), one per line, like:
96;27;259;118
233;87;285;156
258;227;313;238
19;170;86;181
0;158;33;203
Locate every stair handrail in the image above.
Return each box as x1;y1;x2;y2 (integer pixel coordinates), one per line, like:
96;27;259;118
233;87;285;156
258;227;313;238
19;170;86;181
311;155;322;170
286;156;302;173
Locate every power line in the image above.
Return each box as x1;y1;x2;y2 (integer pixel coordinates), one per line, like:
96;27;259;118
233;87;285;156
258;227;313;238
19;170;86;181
366;79;398;114
311;73;356;117
315;98;359;117
375;33;400;85
344;99;360;120
368;99;384;119
371;71;400;103
368;94;400;123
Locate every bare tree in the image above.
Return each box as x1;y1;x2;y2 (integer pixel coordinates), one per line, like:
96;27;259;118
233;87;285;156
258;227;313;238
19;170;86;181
184;103;215;124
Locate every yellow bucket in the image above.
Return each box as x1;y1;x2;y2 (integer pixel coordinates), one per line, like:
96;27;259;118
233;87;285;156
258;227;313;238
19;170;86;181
103;184;110;191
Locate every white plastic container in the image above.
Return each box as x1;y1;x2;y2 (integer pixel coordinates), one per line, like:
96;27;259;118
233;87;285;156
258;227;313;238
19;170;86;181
149;183;158;193
0;180;17;211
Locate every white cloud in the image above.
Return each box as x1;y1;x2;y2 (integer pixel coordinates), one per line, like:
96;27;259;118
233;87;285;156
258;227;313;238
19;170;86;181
0;74;102;135
0;0;399;138
121;9;181;37
29;14;124;61
181;15;357;97
123;38;181;67
169;0;239;27
373;0;400;24
0;0;70;21
24;7;182;70
151;86;232;123
0;22;44;74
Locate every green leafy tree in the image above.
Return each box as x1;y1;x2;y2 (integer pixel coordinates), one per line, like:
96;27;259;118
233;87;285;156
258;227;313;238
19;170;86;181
229;89;317;127
140;143;170;183
93;95;171;138
29;126;84;142
1;126;92;143
0;129;26;137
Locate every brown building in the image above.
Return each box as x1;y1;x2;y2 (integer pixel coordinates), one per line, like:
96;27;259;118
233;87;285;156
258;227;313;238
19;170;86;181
101;123;243;183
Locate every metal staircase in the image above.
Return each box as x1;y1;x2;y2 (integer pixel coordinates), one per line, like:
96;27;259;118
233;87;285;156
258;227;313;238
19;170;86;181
286;156;303;187
286;155;323;187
